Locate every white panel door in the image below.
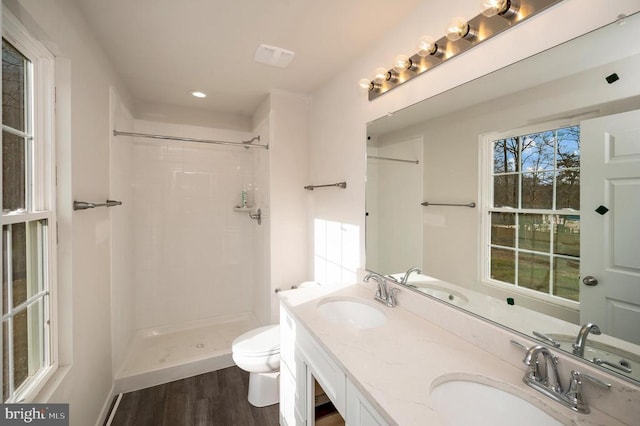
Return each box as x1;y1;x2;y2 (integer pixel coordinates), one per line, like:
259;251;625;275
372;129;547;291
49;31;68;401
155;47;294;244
581;109;640;345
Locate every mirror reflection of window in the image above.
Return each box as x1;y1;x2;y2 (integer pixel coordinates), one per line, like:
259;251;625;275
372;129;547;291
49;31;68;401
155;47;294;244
487;124;580;302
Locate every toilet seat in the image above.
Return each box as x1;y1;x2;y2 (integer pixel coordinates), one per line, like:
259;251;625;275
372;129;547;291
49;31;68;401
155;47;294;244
232;324;280;358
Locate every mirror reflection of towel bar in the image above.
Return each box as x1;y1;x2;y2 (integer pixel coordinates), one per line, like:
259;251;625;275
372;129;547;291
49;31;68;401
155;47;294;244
304;182;347;190
73;200;123;211
421;201;475;208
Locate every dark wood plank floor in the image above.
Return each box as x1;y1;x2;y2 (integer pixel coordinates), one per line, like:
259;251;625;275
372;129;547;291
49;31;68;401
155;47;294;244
109;366;280;426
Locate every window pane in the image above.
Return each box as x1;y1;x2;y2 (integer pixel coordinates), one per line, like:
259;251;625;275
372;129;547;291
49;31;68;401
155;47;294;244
2;230;6;315
521;131;554;171
2;321;8;400
12;223;27;309
493;174;518;208
493;138;518;173
554;215;580;257
519;214;550;253
12;308;28;391
29;300;45;375
557;126;580;169
518;252;550;294
2;131;26;212
521;171;553;209
556;169;580;210
553;257;579;301
491;212;515;247
2;39;27;132
491;247;515;284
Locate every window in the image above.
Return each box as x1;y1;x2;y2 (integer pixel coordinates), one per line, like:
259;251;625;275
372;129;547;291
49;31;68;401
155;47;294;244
482;124;580;304
2;11;56;402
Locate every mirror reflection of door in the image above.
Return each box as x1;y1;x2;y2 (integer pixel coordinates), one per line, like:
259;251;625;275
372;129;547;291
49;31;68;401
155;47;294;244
581;108;640;345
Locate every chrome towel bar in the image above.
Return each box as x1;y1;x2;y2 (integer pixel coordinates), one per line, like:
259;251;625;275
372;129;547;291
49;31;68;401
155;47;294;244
73;200;123;211
421;201;475;208
304;182;347;191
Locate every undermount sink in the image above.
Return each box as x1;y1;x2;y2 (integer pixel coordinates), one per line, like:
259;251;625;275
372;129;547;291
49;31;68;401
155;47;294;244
430;378;563;426
317;297;387;329
408;283;469;306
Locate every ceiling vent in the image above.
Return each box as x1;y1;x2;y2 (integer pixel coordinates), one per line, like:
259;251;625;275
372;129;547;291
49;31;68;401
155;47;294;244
254;44;295;68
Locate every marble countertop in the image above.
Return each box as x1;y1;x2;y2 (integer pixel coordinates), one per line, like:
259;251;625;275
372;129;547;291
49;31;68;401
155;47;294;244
279;283;628;426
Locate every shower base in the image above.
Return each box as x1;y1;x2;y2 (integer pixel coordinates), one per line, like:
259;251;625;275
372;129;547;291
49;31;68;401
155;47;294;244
114;312;259;393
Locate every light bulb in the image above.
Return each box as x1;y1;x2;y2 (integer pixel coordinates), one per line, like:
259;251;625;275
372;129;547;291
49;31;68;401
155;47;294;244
417;36;436;56
373;67;389;84
191;91;207;98
417;35;444;58
446;17;470;41
481;0;519;19
358;78;373;91
481;0;507;17
392;54;412;73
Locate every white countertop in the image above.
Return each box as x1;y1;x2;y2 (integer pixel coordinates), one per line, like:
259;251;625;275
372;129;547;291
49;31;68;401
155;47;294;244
279;283;630;425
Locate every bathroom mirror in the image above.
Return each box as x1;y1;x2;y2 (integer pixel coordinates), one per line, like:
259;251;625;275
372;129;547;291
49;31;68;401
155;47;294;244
365;12;640;383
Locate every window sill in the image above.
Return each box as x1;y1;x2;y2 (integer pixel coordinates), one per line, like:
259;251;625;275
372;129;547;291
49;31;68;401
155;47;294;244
30;364;71;403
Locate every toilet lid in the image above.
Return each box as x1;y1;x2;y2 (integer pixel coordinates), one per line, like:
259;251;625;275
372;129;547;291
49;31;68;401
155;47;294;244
232;325;280;357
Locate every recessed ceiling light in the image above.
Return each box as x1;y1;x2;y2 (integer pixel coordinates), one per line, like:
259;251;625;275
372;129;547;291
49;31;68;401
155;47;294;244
191;91;207;98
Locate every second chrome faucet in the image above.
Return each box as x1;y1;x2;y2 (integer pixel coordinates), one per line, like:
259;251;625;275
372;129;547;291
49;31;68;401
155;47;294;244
521;343;611;414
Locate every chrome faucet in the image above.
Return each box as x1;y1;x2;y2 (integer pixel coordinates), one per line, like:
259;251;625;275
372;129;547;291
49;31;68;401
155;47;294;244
520;343;611;414
400;267;422;284
523;345;563;393
573;323;601;357
363;272;400;307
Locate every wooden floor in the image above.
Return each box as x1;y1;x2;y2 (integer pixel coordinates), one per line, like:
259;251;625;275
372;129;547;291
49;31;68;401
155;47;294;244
108;366;280;426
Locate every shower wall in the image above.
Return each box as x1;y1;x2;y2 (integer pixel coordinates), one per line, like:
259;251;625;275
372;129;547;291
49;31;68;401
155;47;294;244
119;120;268;331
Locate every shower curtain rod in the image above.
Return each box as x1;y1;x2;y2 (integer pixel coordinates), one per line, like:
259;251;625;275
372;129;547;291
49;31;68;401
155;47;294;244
113;130;268;150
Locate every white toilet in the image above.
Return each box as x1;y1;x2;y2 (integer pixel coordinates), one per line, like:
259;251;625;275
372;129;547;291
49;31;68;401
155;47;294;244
232;282;320;407
232;324;281;407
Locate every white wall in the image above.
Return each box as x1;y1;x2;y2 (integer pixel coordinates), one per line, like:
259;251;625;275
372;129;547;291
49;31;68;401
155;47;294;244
127;120;259;330
7;0;134;424
267;91;311;322
308;0;640;283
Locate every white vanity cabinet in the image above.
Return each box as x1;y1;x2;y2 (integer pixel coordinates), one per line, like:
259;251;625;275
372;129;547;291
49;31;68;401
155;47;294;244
280;306;307;425
345;380;388;426
280;305;389;426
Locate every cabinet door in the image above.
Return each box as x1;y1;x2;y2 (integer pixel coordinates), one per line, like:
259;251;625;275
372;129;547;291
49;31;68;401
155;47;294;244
298;326;346;417
346;380;388;426
280;307;307;425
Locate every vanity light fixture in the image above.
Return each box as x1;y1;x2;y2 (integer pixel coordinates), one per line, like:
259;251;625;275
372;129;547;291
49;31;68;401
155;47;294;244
361;0;563;100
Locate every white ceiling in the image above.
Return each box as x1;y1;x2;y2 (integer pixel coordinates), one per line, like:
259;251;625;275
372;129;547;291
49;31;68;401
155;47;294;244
73;0;425;118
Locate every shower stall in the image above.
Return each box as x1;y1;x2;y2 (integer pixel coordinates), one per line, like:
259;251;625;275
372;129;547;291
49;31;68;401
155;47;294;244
110;106;271;392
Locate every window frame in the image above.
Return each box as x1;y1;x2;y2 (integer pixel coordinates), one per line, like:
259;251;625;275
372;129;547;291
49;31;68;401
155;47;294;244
1;8;57;403
478;118;580;310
